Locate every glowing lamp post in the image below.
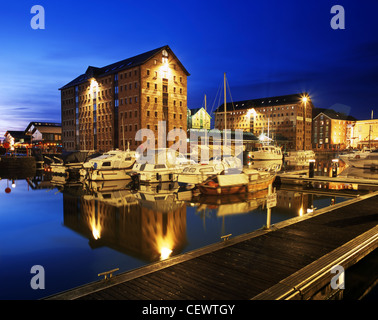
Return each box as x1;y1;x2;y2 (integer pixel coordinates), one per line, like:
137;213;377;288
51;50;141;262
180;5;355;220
302;95;309;151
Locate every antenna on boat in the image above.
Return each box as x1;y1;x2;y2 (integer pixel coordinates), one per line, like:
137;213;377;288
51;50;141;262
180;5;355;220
205;94;207;140
224;73;227;147
122;114;126;151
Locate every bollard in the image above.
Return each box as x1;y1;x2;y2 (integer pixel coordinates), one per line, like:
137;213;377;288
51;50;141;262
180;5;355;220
221;234;232;241
332;159;339;177
309;159;315;178
98;268;119;280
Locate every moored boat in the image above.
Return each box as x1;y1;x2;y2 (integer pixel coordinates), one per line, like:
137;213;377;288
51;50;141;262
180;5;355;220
80;149;136;181
177;155;242;185
340;150;378;168
198;169;276;195
246;145;283;161
129;148;190;184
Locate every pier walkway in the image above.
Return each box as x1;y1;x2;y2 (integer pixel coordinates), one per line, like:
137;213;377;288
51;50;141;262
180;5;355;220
47;192;378;300
277;172;378;190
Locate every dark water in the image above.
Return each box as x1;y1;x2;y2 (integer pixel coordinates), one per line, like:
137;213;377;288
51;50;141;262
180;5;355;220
0;155;374;299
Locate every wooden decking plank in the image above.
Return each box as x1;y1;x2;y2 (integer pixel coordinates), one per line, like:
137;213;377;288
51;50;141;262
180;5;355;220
277;224;349;247
196;249;291;289
200;249;298;284
172;258;256;298
226;245;310;273
109;281;156;300
169;262;246;299
126;277;172;300
264;229;340;255
166;263;244;300
146;272;199;300
235;236;322;265
183;254;274;297
155;266;236;300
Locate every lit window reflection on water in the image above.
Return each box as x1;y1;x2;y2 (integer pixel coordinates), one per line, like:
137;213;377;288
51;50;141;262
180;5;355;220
0;155;376;299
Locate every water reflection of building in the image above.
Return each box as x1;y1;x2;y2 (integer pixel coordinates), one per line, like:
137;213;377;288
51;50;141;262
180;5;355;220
276;189;312;216
315;158;346;177
62;184;187;262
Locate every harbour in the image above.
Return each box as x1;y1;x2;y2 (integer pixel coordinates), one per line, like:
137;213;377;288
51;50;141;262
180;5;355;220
46;191;378;300
1;0;378;308
1;153;377;300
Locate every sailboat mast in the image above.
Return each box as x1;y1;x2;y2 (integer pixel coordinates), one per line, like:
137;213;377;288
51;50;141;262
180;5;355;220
204;94;207;141
122;114;125;151
224;73;227;146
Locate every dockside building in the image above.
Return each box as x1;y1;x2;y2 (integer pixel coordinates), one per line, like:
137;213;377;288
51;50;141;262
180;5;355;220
214;93;314;151
60;45;189;152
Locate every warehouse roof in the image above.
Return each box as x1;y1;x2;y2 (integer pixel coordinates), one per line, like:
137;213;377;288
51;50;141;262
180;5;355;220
59;45;190;90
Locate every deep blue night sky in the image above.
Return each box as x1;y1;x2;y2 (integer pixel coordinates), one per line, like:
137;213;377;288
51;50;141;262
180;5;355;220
0;0;377;137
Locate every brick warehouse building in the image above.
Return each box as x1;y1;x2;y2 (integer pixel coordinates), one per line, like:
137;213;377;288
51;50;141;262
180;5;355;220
60;46;190;152
214;93;314;151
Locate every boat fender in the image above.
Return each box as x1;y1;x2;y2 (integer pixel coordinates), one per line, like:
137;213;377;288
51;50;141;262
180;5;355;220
156;173;161;180
217;187;221;194
94;162;97;170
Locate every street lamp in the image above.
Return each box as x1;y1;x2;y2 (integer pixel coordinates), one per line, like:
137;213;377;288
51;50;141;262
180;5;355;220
301;95;309;151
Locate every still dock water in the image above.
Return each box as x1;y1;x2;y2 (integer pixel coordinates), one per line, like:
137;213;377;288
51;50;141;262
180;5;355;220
0;156;375;299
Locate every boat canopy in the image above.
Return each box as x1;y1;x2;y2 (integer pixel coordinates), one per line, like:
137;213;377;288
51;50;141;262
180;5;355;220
217;174;249;187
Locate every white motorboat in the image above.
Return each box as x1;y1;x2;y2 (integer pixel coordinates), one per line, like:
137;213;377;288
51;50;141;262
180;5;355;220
177;155;243;185
340;150;378;168
129;148;190;184
246;145;283;161
248;159;282;172
80;149;136;181
339;149;372;164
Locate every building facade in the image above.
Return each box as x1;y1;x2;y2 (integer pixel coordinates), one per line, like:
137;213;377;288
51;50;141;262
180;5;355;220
214;93;313;150
187;107;211;130
60;46;189;152
312;110;356;151
349;119;378;149
24;122;62;152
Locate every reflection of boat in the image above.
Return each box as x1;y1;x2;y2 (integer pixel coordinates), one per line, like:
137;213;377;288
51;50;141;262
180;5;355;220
80;149;136;181
177;155;242;185
84;179;131;192
198;169;275;195
247;145;283;160
134;182;185;213
83;189;138;207
130;149;190;184
340;150;378;168
196;189;268;216
285;150;315;162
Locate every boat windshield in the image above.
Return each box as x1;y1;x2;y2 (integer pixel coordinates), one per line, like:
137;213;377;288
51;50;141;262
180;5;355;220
92;154;113;160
